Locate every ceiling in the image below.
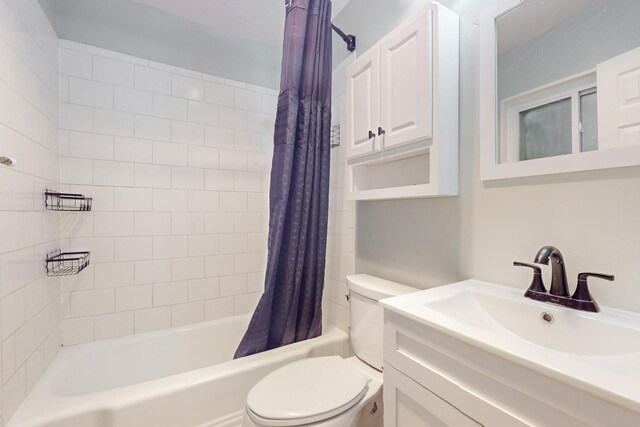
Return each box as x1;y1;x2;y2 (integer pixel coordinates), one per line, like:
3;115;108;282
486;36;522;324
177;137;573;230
132;0;286;48
132;0;351;47
40;0;352;89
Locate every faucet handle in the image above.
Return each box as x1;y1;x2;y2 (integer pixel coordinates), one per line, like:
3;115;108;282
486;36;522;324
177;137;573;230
572;272;614;303
514;261;546;294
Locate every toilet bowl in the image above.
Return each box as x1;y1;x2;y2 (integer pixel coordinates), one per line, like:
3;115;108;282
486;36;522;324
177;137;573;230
242;275;417;427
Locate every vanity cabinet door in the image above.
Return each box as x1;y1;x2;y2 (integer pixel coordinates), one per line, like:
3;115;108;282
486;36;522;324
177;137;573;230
379;10;433;150
345;46;380;159
384;363;481;427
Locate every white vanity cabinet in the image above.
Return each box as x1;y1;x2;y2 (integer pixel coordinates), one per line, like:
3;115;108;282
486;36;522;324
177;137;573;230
382;311;527;427
382;308;640;427
344;3;458;200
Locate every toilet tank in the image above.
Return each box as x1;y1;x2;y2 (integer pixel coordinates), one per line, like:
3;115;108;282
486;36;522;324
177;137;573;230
346;274;417;371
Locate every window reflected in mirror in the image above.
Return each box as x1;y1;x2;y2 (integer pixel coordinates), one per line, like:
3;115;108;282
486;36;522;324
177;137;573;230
495;0;640;165
519;98;572;161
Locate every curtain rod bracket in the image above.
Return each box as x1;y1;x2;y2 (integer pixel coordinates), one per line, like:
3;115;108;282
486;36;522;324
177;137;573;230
331;24;356;52
284;1;355;52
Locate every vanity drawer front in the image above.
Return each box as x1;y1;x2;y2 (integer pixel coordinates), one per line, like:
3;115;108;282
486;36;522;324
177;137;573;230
384;363;481;427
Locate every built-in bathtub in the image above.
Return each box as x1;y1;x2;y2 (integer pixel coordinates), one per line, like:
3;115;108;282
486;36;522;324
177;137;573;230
8;315;350;427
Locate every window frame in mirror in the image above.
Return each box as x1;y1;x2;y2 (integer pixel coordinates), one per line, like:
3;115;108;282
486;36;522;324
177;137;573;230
479;0;640;181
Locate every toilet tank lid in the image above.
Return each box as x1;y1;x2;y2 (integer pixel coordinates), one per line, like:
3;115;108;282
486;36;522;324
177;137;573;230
346;274;417;301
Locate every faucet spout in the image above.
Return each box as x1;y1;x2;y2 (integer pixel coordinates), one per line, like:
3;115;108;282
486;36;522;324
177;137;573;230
534;246;569;297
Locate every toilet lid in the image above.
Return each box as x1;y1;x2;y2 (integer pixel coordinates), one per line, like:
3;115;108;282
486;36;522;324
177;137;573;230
247;356;370;426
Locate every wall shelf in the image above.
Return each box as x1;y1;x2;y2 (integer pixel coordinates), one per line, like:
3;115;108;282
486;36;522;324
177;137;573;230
45;190;92;211
45;250;90;276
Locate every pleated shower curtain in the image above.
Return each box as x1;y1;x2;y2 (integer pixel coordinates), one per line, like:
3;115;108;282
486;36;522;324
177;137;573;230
234;0;332;358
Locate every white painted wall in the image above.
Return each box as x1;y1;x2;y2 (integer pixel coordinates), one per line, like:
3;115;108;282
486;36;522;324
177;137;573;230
57;40;276;346
342;0;640;314
0;0;61;423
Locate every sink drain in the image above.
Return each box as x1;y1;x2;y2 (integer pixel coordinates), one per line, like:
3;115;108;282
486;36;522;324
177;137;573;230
541;312;554;324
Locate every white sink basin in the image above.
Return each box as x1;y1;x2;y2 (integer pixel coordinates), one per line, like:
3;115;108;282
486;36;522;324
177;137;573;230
380;279;640;413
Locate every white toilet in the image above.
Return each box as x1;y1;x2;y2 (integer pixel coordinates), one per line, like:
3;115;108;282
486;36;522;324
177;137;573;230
242;274;417;427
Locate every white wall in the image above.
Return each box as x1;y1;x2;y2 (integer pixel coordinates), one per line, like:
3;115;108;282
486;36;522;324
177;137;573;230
0;0;61;423
57;40;275;345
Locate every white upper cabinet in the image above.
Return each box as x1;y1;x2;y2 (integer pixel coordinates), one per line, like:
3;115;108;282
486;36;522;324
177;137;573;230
345;46;380;158
344;3;459;200
380;11;432;149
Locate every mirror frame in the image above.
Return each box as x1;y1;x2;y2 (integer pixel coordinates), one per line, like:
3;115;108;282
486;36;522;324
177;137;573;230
479;0;640;181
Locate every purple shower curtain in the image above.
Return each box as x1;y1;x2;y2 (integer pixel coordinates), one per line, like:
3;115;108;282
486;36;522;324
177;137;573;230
234;0;332;358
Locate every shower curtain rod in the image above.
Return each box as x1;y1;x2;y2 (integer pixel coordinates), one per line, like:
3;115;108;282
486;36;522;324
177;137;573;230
284;0;356;52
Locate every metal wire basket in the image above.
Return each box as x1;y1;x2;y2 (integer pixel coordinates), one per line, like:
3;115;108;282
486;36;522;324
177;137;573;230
45;191;92;211
45;250;90;276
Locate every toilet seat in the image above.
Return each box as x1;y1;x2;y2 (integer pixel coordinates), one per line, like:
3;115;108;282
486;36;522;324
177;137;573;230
246;356;370;426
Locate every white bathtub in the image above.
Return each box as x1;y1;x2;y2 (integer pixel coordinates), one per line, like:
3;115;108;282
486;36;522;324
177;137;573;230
8;315;350;427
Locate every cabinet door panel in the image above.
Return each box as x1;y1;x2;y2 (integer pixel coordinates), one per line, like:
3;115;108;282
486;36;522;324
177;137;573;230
380;11;432;149
346;46;380;159
384;364;482;427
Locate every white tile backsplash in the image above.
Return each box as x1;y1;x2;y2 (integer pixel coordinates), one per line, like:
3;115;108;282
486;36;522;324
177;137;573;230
52;41;274;360
0;1;61;421
134;66;171;95
70;289;115;317
187;101;220;126
114;137;152;163
59;48;92;79
94;160;134;187
134;114;171;141
172;74;204;101
204;82;234;107
171;302;204;327
135;260;171;285
93;55;134;87
93;109;134;137
59;102;92;132
114;87;152;115
68;77;113;109
69;131;113;160
188;277;220;301
153;281;188;306
134;164;171;189
115;285;152;311
94;311;134;340
152;94;188;121
172;121;204;145
134;306;171;333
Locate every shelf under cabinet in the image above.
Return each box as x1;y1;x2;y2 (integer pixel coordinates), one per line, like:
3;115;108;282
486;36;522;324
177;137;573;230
348;149;456;200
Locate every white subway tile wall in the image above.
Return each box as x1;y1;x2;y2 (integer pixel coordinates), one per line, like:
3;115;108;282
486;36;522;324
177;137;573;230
322;56;356;334
0;0;61;423
58;40;277;348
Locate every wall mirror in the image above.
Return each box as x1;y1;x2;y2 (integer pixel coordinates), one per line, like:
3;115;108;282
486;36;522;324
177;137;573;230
480;0;640;180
